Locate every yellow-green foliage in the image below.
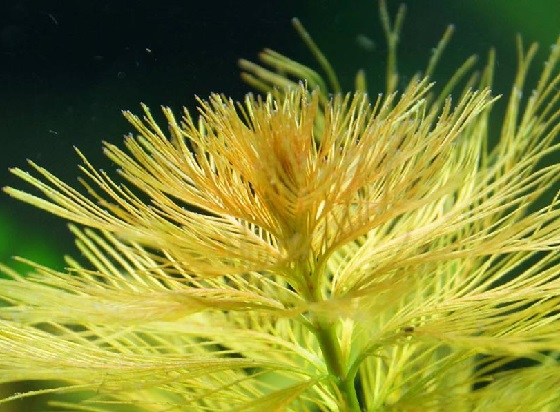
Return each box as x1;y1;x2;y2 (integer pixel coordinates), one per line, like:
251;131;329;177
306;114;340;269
1;2;560;411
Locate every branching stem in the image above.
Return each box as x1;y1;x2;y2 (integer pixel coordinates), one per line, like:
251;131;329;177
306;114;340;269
301;254;361;411
315;318;361;411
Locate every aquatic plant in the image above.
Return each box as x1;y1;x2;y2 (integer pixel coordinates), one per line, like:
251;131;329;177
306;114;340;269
1;1;560;411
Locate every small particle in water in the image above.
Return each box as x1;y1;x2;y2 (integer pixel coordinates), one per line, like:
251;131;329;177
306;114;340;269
356;34;376;52
47;13;59;25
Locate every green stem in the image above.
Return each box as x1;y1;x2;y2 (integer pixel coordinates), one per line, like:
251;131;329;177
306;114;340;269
299;257;360;410
315;319;361;412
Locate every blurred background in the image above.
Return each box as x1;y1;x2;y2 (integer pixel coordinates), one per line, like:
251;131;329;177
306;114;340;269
0;0;558;410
